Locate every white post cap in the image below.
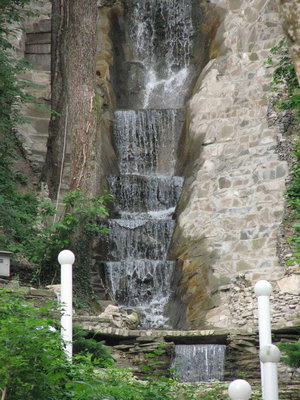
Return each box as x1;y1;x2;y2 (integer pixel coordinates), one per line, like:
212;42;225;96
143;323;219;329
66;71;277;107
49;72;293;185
228;379;252;400
254;280;272;297
58;250;75;265
260;344;281;363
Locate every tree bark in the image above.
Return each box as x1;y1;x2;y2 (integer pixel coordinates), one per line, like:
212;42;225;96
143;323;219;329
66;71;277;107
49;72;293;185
44;0;98;198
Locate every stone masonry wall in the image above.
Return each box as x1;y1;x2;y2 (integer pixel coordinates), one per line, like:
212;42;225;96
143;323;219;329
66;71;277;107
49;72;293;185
172;0;298;330
12;1;52;173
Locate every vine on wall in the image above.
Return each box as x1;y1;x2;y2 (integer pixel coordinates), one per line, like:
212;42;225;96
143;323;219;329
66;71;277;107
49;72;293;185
267;39;300;265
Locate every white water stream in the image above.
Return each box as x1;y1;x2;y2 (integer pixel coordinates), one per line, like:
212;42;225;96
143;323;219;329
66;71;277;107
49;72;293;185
102;0;195;328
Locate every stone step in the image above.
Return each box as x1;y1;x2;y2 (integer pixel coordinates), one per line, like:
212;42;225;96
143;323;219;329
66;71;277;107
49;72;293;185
113;109;184;175
26;116;50;134
101;259;175;306
25;43;51;54
26;32;51;44
25;53;51;71
31;19;51;33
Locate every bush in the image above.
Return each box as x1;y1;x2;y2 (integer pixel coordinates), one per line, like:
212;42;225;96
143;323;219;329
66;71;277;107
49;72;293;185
278;341;300;368
73;325;115;367
0;290;71;400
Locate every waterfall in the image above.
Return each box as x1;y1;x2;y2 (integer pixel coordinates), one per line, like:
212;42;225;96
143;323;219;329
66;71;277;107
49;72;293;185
104;260;175;328
99;108;183;327
172;345;226;382
99;0;199;328
102;219;175;260
127;0;194;108
113;110;183;175
108;175;184;219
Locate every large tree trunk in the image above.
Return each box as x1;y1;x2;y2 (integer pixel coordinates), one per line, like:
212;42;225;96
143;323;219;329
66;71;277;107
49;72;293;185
276;0;300;83
44;0;98;198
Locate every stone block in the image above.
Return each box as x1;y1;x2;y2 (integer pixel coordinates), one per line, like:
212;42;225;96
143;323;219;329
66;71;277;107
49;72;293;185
277;276;300;294
28;288;55;297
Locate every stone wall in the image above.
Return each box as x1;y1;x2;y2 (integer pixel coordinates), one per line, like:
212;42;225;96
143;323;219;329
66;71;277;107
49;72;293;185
171;0;299;330
12;1;52;173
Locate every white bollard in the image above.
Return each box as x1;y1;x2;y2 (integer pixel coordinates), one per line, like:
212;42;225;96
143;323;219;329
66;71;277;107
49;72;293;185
58;249;75;361
254;280;273;399
228;379;252;400
259;344;280;400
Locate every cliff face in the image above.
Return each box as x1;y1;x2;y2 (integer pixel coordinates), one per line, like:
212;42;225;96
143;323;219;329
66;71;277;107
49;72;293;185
171;0;300;330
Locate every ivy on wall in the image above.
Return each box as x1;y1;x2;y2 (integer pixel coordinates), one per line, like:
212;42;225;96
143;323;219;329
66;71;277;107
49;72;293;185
267;39;300;265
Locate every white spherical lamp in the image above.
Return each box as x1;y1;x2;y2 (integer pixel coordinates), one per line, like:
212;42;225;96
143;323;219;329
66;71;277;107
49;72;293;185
260;344;281;363
228;379;252;400
254;280;272;297
58;250;75;265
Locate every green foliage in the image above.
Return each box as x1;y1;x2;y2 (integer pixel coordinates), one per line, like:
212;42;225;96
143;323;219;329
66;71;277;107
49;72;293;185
266;39;300;121
0;0;34;251
8;190;112;304
0;290;69;400
0;175;111;303
0;291;231;400
268;40;300;265
0;0;42;259
141;345;169;376
25;190;111;271
73;325;115;367
0;290;194;400
278;341;300;368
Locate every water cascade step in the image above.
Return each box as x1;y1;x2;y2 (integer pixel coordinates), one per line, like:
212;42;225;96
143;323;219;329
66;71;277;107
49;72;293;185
108;175;184;219
99;0;199;328
113;110;184;175
104;260;176;328
98;109;182;326
171;345;226;382
99;219;175;261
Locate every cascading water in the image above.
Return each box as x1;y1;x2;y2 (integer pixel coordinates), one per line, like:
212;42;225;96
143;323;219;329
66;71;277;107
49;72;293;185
99;0;201;328
113;110;183;175
127;0;194;108
171;345;226;382
100;110;183;328
105;260;176;328
111;0;204;109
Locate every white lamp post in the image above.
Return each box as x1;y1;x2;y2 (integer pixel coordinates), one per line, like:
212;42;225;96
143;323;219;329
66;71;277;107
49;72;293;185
58;249;75;361
254;280;273;399
259;344;280;400
228;379;252;400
